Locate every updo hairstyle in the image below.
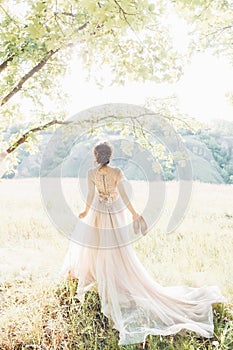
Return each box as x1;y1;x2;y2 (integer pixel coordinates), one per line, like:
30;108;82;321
94;142;112;167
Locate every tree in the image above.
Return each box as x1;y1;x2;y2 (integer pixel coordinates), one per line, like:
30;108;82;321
175;0;233;62
0;0;190;172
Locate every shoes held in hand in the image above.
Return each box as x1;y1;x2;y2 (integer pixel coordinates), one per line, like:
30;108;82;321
133;215;148;236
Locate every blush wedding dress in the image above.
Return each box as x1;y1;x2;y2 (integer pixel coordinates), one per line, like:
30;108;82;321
60;166;226;346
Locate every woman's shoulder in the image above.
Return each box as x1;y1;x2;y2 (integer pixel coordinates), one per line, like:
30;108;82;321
110;166;121;171
88;166;119;171
88;166;122;176
87;168;96;177
109;166;122;175
113;167;124;181
115;167;122;174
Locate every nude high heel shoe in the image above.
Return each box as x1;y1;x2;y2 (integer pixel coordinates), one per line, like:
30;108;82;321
133;215;148;235
133;217;140;235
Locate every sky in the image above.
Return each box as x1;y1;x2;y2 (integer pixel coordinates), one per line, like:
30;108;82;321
176;53;233;122
63;51;233;123
62;9;233;124
7;1;233;124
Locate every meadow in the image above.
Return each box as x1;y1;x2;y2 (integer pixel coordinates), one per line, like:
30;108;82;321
0;178;233;350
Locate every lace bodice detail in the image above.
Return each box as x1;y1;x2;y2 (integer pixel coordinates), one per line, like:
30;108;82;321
88;167;123;201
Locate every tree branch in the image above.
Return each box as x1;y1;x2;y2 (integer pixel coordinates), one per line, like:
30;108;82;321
5;116;119;155
0;42;30;74
0;20;89;105
113;0;136;16
0;55;15;73
54;11;77;17
0;49;59;107
6;119;70;154
204;24;233;38
0;4;20;29
3;112;195;158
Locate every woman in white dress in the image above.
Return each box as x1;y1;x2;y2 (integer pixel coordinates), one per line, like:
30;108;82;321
61;142;226;346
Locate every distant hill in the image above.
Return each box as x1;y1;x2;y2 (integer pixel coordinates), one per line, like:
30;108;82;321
4;119;233;184
183;135;225;183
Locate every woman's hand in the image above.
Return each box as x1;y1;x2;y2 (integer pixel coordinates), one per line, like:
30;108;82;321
132;212;141;221
79;211;88;219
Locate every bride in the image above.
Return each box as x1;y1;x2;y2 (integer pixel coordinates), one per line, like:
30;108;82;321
61;141;226;346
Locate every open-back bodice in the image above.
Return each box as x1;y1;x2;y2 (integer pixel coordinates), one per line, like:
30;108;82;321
89;167;123;202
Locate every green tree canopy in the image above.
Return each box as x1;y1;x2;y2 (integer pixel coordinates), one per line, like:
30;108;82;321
175;0;233;62
1;0;232;175
0;0;189;168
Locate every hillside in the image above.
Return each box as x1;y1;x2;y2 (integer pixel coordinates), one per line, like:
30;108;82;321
3;119;233;184
183;135;226;184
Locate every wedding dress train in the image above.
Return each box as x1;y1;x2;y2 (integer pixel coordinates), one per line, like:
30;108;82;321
60;167;226;345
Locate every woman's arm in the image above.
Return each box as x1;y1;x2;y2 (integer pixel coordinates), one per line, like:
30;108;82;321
117;169;140;220
79;170;95;219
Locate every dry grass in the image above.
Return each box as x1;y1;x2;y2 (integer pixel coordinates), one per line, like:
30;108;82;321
0;178;232;349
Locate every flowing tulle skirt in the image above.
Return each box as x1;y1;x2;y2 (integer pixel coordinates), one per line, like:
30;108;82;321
60;196;226;345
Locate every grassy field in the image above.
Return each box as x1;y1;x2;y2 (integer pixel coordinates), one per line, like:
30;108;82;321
0;178;233;350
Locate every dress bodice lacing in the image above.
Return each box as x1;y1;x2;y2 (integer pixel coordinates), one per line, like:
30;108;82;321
88;166;123;204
